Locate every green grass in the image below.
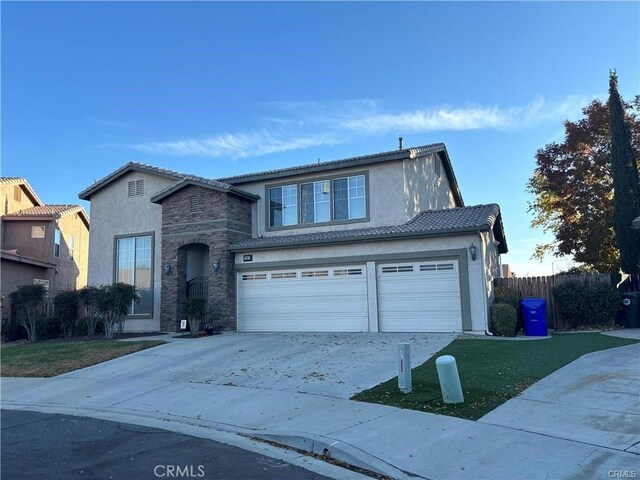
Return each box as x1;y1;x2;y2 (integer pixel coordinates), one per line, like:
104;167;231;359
352;333;639;420
0;340;165;377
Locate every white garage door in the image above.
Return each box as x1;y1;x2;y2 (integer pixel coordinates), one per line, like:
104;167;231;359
378;260;462;332
237;265;368;332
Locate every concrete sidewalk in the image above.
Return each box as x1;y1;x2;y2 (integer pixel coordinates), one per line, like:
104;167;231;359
3;361;638;479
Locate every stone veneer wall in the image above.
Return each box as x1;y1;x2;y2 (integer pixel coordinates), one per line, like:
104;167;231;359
158;185;252;332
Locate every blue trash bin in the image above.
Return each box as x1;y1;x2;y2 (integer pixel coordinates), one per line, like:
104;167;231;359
520;298;548;336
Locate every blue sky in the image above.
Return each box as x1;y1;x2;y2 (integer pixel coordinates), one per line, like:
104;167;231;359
2;1;639;275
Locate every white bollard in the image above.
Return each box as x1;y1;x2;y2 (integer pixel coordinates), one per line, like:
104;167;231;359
435;355;464;404
397;343;412;393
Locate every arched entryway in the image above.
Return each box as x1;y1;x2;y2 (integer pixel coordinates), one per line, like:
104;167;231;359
176;243;210;329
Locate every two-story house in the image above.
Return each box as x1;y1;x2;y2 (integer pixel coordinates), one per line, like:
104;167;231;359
1;177;90;324
78;142;507;334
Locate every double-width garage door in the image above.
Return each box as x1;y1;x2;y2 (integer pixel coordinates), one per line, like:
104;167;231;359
237;259;462;332
237;265;369;332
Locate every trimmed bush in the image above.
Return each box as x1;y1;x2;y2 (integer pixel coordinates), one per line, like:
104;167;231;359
8;284;47;342
184;297;206;337
553;282;620;328
494;286;520;311
38;316;62;340
491;303;517;337
54;290;81;338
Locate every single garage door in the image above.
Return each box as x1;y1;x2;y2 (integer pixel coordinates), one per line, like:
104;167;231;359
237;265;368;332
378;260;462;332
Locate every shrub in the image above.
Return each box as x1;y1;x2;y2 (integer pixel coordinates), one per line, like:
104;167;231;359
494;286;520;311
97;283;139;339
38;315;62;340
491;303;517;337
184;297;206;337
78;286;103;336
8;284;47;342
54;290;81;338
553;282;620;327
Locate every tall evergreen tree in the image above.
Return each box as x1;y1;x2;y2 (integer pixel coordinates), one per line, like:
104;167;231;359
609;70;640;273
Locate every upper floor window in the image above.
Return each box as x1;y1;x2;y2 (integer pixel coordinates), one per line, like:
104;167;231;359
54;229;61;257
269;185;297;227
14;186;21;202
333;175;366;221
128;179;144;197
31;226;45;238
69;236;75;261
301;180;330;224
268;174;367;228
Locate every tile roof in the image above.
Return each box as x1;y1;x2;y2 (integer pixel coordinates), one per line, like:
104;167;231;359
151;174;260;203
3;204;90;226
230;204;507;253
79;161;256;201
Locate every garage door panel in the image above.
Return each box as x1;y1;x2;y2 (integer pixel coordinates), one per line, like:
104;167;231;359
238;265;368;332
378;260;462;332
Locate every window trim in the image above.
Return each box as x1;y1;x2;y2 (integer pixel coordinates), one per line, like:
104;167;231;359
268;184;298;228
265;171;370;231
68;235;75;261
112;231;155;319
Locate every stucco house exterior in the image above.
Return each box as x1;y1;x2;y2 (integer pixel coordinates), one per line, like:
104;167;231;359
1;177;90;325
78;142;507;334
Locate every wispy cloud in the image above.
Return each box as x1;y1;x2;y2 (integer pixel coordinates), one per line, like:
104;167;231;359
339;95;591;135
132;129;343;159
88;117;134;129
121;94;594;159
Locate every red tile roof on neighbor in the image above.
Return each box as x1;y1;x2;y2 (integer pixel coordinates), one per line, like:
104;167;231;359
3;204;90;227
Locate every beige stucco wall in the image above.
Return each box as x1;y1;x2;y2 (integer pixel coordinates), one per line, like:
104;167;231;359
53;212;89;291
0;183;39;215
87;171;176;331
235;233;489;332
237;153;457;238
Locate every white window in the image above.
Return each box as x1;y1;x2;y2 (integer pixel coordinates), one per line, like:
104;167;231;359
333;175;366;220
31;226;45;238
269;185;297;227
69;236;75;261
33;279;49;290
115;234;152;315
127;179;144;197
54;229;61;257
301;180;330;224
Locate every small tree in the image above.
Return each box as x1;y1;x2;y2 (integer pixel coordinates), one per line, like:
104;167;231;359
184;297;206;337
8;285;47;343
609;71;640;273
54;290;81;338
98;283;138;340
78;285;103;336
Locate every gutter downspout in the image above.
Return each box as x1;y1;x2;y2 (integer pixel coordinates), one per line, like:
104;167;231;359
479;230;493;336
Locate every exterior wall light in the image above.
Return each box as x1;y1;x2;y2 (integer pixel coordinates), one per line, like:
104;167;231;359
212;259;220;274
469;243;477;262
163;263;172;275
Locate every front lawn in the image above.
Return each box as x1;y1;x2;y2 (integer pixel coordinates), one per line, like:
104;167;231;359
0;340;165;377
352;333;638;420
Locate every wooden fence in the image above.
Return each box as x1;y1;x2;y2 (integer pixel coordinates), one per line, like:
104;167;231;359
494;274;613;330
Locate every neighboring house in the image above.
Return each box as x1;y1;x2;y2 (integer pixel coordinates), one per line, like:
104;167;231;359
79;142;507;334
1;178;90;324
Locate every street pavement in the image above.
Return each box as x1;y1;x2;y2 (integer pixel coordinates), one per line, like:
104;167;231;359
2;332;639;479
1;410;332;480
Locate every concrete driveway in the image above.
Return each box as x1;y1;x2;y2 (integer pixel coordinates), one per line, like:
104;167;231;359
480;342;640;454
63;332;457;399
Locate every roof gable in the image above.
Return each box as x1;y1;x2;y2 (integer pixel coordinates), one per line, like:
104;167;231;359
0;177;44;207
78;162;185;200
150;176;259;204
